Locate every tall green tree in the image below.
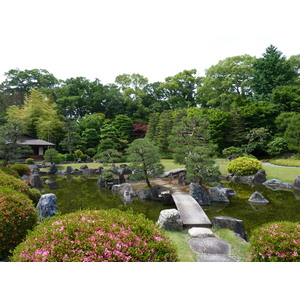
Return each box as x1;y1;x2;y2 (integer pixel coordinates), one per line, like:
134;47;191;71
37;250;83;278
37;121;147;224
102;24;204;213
0;119;32;164
252;45;297;100
197;55;255;109
169;115;219;183
126;138;163;189
158;69;200;109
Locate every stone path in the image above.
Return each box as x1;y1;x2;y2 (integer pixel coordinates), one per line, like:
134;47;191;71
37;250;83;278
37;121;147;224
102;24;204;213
152;177;238;262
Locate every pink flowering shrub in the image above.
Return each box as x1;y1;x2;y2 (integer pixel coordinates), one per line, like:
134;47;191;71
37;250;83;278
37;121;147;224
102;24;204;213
0;170;41;204
11;209;178;262
250;222;300;262
0;187;38;260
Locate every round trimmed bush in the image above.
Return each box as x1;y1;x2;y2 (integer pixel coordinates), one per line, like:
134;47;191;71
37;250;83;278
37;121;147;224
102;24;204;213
227;157;262;176
10;163;31;177
0;170;42;204
250;222;300;262
25;158;35;165
11;209;178;262
0;187;38;260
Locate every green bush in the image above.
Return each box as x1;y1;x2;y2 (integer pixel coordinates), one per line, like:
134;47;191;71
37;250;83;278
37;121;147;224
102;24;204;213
44;148;63;164
0;170;42;205
227;157;262;176
222;146;244;157
267;137;288;157
25;158;35;165
0;187;38;260
65;153;75;162
10;164;31;177
250;222;300;262
0;166;19;178
11;209;178;262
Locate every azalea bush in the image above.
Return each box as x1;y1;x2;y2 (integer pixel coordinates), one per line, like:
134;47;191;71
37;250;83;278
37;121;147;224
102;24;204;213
0;166;19;178
10;163;31;177
0;187;38;260
227;157;262;176
250;222;300;262
11;209;178;262
0;170;41;204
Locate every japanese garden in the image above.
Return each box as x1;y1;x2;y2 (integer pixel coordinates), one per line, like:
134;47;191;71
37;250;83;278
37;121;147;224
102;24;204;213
1;45;300;262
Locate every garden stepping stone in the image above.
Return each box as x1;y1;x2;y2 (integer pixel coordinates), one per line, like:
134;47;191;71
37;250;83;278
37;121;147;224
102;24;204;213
196;254;237;262
188;227;215;238
189;237;230;255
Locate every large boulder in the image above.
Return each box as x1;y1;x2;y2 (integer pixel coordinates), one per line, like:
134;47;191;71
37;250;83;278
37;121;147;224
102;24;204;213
248;191;269;204
65;166;73;174
36;193;58;221
189;182;211;205
112;183;135;202
137;189;152;200
253;169;267;184
263;179;293;191
212;216;247;241
208;187;230;203
29;173;44;189
49;164;58;174
157;209;183;231
293;176;300;190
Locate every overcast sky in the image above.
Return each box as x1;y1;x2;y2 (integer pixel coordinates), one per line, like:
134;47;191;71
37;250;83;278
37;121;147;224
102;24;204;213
1;0;299;84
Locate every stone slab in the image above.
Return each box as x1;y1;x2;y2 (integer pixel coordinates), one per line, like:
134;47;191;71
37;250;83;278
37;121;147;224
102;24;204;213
197;254;237;262
189;237;230;255
172;192;212;228
188;227;215;238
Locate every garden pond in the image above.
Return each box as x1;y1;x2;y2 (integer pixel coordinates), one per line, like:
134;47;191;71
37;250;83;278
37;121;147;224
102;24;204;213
41;175;300;236
41;174;176;222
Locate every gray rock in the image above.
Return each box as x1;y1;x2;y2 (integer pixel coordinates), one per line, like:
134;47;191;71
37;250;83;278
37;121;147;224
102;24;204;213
82;168;97;175
212;216;247;241
189;237;230;255
208;187;230;203
157;209;183;231
248;191;269;204
178;171;187;186
80;165;88;170
49;164;58;174
112;183;135;202
293;176;300;190
188;227;215;238
29;174;44;189
253;169;267;184
189;182;211;205
159;191;175;205
137;189;152;200
36;193;58;221
65;166;73;174
263;179;293;191
221;187;236;199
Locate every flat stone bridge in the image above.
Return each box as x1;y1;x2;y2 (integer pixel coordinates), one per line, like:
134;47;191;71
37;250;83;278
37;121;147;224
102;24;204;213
152;178;212;229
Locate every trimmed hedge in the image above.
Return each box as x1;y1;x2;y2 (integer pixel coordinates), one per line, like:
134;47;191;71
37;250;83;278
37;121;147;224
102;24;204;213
227;157;262;176
0;187;38;260
10;164;31;177
250;222;300;262
11;209;178;262
0;170;41;204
